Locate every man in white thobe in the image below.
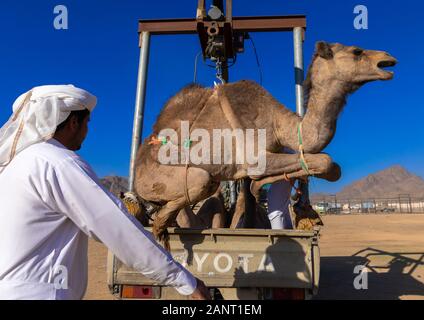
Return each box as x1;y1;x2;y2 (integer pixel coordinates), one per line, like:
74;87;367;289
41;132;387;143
267;148;295;230
0;85;209;300
267;180;294;229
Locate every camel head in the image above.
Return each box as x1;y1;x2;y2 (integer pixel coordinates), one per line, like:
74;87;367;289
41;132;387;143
310;41;397;89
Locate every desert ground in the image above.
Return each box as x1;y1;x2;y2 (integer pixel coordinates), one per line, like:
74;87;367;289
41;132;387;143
84;213;424;300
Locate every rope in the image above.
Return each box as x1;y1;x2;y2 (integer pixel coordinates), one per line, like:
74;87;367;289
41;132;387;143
216;85;243;129
183;85;242;206
182;92;214;206
297;122;311;175
183;140;192;206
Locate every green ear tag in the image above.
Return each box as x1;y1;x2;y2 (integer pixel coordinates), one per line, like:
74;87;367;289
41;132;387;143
183;139;192;149
159;137;167;145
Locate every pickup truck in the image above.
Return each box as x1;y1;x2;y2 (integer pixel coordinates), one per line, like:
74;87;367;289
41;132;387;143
107;227;320;300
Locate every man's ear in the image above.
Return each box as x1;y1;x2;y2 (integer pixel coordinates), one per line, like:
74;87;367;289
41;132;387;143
316;41;334;60
68;114;80;131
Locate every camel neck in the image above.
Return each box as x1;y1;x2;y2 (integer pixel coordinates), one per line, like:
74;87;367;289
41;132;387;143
273;79;349;153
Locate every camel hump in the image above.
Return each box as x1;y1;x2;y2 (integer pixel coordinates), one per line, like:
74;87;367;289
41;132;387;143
221;80;268;96
220;80;282;123
153;83;213;133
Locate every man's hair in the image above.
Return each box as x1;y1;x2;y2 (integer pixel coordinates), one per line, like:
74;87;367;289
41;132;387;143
55;109;90;132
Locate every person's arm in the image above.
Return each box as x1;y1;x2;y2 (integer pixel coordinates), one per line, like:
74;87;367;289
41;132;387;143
45;156;199;296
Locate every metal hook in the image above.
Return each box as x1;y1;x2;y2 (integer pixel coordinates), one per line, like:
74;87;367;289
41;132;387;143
215;58;225;85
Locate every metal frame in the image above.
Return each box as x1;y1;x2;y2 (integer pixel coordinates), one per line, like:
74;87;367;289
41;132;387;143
128;32;151;191
128;12;307;193
293;27;305;117
137;16;306;34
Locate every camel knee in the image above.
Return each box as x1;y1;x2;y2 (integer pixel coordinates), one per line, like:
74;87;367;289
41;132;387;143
317;154;333;173
316;162;342;182
249;181;262;202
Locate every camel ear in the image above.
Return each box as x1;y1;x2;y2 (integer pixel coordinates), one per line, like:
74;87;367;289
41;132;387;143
316;41;334;60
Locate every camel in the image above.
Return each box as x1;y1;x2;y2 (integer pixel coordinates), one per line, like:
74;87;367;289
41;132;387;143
174;182;270;231
175;185;227;229
134;41;397;247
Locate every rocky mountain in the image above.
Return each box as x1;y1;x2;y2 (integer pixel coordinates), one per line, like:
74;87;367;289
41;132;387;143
313;165;424;200
100;176;128;196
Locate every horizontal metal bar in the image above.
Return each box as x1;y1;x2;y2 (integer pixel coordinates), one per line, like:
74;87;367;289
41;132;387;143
145;227;316;238
232;15;306;32
138;15;306;34
139;19;197;34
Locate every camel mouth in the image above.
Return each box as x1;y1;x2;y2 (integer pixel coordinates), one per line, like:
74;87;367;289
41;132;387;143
378;60;397;68
377;59;397;79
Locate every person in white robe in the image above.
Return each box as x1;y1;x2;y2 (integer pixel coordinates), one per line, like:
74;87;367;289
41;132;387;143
267;181;294;229
266;148;295;230
0;85;210;300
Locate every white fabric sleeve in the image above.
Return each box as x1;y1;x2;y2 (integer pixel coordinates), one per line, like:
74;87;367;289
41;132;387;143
45;156;197;296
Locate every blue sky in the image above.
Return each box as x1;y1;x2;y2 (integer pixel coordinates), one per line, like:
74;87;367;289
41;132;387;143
0;0;423;194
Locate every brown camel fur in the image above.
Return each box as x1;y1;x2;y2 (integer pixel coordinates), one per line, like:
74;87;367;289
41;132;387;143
175;186;226;229
134;42;397;246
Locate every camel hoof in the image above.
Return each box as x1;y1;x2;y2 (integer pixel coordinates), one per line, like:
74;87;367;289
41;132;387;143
153;226;171;251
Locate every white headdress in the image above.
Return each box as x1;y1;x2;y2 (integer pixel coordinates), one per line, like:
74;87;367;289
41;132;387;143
0;85;97;172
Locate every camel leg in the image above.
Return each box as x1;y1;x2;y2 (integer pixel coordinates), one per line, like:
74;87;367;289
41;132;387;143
150;166;219;248
176;206;209;229
209;190;227;229
211;208;226;228
250;159;341;201
230;178;257;229
248;152;336;181
152;198;187;246
196;196;226;228
230;182;246;229
176;185;226;229
210;190;227;228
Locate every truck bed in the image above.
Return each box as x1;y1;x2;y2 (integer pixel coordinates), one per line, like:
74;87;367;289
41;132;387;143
107;227;320;299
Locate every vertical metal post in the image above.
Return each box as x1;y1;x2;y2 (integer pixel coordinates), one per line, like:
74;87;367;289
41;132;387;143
196;0;206;20
293;27;310;207
226;0;233;22
293;27;305;117
128;31;150;192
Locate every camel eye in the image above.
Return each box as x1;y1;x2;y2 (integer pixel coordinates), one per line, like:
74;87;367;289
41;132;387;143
353;48;364;56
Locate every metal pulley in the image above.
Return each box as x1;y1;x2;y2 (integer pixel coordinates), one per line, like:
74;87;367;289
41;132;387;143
207;5;224;21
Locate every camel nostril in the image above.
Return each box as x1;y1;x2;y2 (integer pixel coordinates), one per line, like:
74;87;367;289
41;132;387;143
378;60;397;68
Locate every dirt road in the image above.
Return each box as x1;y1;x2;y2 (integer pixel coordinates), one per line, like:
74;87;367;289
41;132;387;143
84;213;424;300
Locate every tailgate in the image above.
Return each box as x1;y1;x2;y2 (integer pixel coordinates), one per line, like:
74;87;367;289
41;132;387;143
109;228;319;291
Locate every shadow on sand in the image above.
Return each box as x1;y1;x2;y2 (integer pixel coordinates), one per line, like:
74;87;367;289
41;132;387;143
315;247;424;300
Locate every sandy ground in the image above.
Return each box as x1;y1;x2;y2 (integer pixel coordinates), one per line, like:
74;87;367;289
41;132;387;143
84;213;424;300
